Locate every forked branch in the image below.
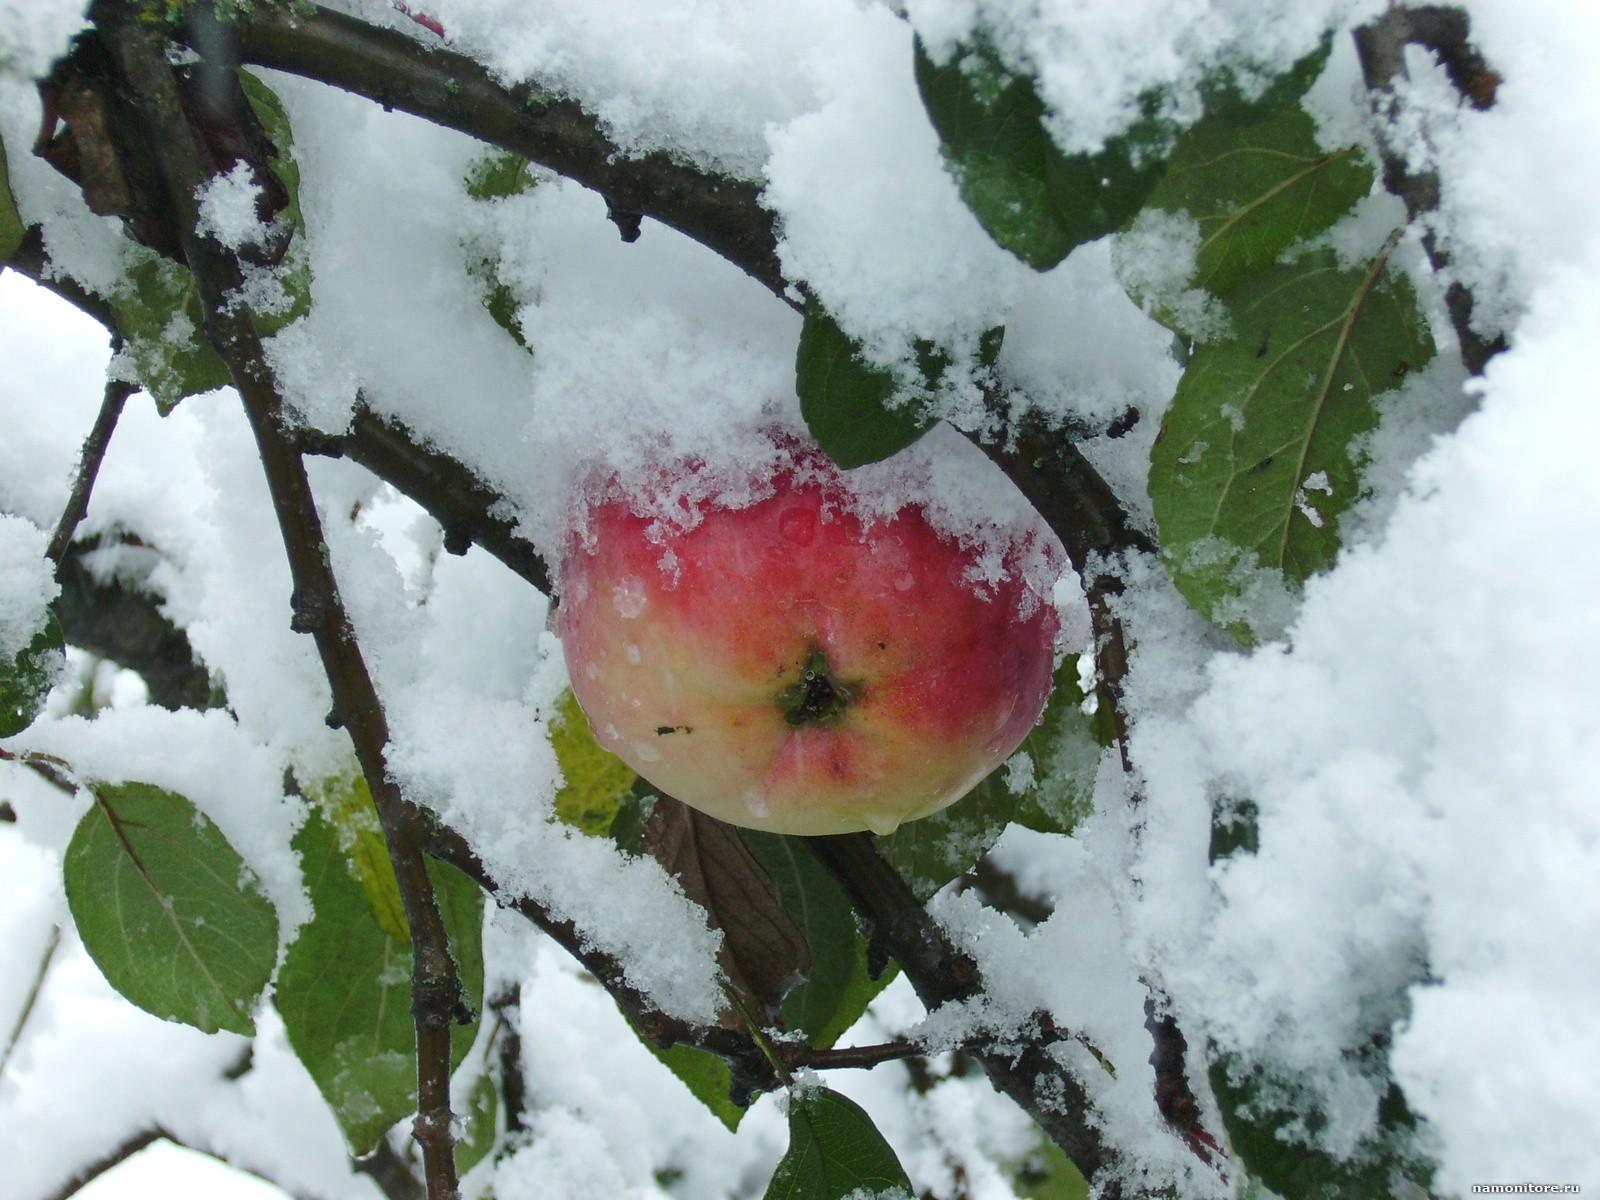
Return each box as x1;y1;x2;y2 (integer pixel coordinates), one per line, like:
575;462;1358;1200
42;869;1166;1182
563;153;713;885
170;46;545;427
99;9;468;1195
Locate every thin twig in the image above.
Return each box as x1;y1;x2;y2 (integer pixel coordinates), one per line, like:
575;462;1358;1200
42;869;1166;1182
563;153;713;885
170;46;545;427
47;366;135;564
0;746;79;793
44;1128;166;1200
54;538;217;710
786;1040;927;1072
44;1125;325;1200
100;9;466;1195
0;925;61;1082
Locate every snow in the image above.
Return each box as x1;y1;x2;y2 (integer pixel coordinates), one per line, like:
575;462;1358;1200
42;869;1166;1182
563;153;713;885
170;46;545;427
195;164;269;255
0;0;87;82
0;514;56;659
5;0;1600;1194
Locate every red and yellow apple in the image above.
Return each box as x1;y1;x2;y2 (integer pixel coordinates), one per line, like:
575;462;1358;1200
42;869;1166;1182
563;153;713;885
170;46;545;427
554;449;1060;835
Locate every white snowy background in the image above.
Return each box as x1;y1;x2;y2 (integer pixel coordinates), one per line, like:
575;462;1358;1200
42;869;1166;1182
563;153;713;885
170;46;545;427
3;0;1598;1196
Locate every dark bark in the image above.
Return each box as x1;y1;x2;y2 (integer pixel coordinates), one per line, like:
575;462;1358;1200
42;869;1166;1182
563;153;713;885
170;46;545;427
55;539;216;711
203;2;791;304
98;9;468;1195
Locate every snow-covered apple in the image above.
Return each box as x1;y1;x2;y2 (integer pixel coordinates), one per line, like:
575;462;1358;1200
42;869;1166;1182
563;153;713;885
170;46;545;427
555;447;1061;835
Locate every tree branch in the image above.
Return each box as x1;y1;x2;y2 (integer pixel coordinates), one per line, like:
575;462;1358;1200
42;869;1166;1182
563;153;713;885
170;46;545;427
98;9;466;1194
421;820;776;1096
807;832;1131;1196
0;925;60;1084
7;224;555;598
303;399;552;594
47;367;134;565
1353;6;1506;375
54;537;216;710
43;1128;166;1200
203;1;791;304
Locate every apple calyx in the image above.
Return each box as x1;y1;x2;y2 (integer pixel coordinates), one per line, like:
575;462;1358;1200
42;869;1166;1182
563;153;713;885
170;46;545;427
777;647;859;727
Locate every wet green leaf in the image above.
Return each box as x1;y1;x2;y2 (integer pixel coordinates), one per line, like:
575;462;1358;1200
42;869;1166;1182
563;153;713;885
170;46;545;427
1210;1055;1433;1199
306;771;409;939
1141;108;1373;303
465;152;538;202
796;301;935;470
63;781;278;1035
1;613;65;738
237;70;313;342
1150;243;1435;641
1013;1137;1090;1200
276;802;485;1153
915;37;1169;271
463;151;538;350
636;1031;748;1132
877;656;1100;896
456;1069;500;1177
765;1085;913;1200
550;687;637;836
108;252;231;412
0;130;23;264
741;832;894;1047
1010;655;1103;837
877;767;1017;902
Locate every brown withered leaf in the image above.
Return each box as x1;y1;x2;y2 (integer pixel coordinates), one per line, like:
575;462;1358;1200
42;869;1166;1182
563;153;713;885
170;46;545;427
35;31;291;267
642;796;810;1028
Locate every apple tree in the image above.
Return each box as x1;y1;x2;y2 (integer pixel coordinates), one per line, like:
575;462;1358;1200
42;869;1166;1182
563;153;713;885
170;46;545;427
2;2;1593;1200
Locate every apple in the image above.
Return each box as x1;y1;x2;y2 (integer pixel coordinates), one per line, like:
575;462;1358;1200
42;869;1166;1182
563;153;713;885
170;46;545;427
554;447;1061;836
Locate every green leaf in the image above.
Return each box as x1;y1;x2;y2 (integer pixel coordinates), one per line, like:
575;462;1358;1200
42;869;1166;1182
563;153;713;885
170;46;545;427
1149;242;1435;641
237;71;313;342
1142;109;1373;302
874;657;1101;897
107;251;232;412
463;151;539;351
1;613;65;738
306;771;409;939
765;1085;913;1200
876;767;1017;902
741;832;894;1047
1210;1056;1432;1199
1010;655;1104;837
1;130;23;265
276;802;485;1154
636;1034;748;1132
914;37;1169;271
796;301;936;470
62;781;278;1035
550;687;637;836
1196;39;1333;128
1013;1136;1090;1200
465;151;538;202
104;72;311;414
456;1070;499;1177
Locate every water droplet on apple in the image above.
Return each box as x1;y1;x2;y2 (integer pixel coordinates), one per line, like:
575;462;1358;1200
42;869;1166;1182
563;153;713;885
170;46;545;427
625;643;642;664
612;576;648;619
894;572;914;592
778;506;816;545
602;723;620;743
584;663;599;681
863;812;900;836
631;740;662;763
